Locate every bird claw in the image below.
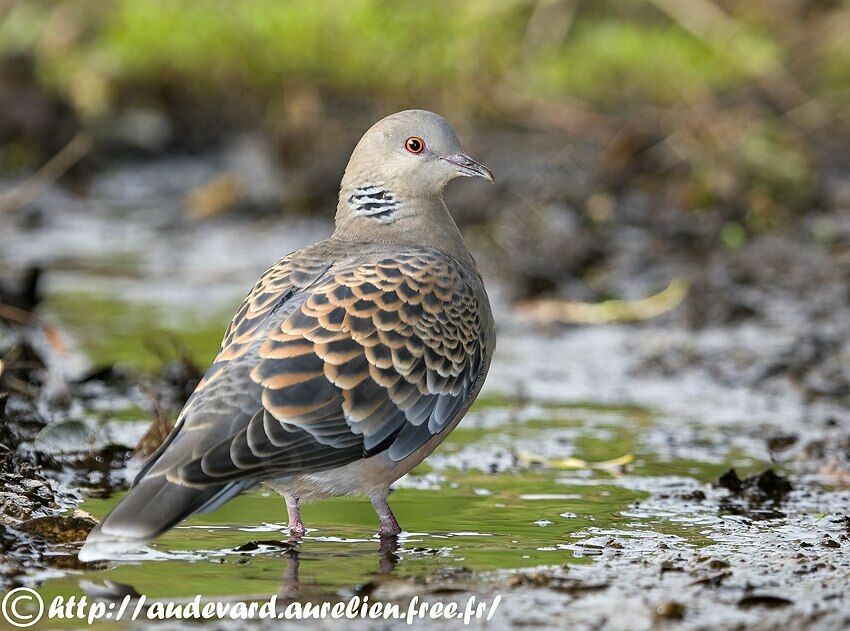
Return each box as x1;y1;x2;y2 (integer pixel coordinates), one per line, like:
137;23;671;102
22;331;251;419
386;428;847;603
288;523;307;538
376;524;402;538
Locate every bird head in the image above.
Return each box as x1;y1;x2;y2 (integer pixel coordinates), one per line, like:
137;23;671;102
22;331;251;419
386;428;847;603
339;110;492;203
334;110;493;258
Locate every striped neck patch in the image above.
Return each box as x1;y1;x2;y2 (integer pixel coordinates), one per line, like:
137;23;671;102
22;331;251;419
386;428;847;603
348;184;400;222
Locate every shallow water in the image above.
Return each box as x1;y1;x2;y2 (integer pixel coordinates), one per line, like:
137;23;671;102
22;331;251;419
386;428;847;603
34;394;765;605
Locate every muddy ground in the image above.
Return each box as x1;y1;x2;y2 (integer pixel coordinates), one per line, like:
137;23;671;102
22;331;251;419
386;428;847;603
1;125;850;629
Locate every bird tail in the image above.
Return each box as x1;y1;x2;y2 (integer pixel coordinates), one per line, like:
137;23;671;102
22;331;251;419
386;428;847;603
78;475;251;562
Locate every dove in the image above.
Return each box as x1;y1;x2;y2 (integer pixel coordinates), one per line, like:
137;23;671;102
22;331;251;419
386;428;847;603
79;110;495;561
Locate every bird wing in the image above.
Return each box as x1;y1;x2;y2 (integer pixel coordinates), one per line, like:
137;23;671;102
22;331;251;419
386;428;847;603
138;244;489;488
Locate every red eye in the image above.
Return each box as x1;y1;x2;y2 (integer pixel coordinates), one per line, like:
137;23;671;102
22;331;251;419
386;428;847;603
405;136;425;154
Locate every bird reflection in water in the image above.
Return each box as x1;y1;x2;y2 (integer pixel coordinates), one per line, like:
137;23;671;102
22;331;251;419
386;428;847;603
78;536;402;604
279;534;400;599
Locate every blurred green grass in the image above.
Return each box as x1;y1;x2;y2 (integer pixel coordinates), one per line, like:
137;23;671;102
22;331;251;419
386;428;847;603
529;16;780;106
1;0;848;225
2;0;836;114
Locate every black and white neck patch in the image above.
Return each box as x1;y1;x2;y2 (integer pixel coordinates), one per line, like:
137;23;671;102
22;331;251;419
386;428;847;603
348;184;401;222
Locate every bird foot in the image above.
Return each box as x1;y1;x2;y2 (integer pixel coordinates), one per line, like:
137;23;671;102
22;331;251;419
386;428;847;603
284;494;306;538
376;522;402;538
288;522;307;537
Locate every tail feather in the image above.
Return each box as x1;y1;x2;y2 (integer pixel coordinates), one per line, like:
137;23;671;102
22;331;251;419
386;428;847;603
78;476;253;562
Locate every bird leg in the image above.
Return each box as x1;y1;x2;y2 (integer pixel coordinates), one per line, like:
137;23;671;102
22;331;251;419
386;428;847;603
370;493;402;537
284;493;307;537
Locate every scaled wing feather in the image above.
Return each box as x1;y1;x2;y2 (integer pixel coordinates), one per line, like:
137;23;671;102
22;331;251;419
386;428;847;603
142;242;488;488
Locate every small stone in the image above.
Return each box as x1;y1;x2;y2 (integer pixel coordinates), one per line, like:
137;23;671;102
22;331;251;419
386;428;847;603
717;468;743;492
20;515;96;544
233;540;291;552
738;594;793;609
655;601;685;620
505;574;524;588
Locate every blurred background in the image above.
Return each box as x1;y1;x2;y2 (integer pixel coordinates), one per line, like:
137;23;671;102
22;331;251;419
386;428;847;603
2;0;849;330
0;0;847;391
2;0;849;334
3;2;850;616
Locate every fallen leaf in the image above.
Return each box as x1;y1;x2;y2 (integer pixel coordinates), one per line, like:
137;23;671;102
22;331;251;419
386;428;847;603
518;451;634;471
185;174;244;219
517;278;689;325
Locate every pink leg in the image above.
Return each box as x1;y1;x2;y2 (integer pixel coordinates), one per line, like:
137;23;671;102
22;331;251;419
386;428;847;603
285;494;307;536
370;493;402;537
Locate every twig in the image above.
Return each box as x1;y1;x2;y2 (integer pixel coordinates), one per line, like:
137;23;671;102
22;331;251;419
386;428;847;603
0;303;36;325
491;84;621;144
135;384;175;459
0;303;67;354
520;0;577;60
647;0;830;128
0;132;93;214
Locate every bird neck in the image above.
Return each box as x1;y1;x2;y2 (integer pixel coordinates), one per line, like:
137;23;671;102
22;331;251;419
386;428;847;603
333;186;475;267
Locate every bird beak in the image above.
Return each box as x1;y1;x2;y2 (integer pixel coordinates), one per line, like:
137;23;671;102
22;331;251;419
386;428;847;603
441;154;494;183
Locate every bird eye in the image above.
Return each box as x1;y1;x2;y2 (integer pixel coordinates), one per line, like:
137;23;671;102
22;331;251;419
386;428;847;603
404;136;425;154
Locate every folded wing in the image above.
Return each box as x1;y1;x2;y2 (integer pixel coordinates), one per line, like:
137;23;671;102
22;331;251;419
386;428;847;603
145;245;487;488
